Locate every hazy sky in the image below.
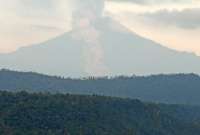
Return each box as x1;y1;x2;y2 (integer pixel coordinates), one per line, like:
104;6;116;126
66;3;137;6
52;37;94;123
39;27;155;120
1;0;200;55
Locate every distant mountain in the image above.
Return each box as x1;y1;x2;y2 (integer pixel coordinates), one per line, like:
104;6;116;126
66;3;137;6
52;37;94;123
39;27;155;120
0;17;200;77
1;69;200;105
0;91;200;135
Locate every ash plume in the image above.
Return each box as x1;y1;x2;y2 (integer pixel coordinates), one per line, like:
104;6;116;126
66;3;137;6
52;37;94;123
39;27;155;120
70;0;109;76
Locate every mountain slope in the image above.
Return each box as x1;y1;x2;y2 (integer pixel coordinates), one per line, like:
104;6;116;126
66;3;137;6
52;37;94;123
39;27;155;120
0;91;200;135
1;69;200;105
0;18;200;77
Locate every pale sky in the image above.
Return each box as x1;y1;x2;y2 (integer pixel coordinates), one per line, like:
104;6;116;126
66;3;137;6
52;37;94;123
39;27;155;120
0;0;200;55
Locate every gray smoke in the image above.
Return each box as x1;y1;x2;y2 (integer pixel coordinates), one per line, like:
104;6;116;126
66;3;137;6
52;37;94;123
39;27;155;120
71;0;105;29
70;0;109;76
72;0;105;17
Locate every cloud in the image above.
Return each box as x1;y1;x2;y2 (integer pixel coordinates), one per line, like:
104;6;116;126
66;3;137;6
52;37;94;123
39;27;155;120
31;25;63;31
108;0;195;5
0;0;72;53
140;8;200;29
19;0;55;9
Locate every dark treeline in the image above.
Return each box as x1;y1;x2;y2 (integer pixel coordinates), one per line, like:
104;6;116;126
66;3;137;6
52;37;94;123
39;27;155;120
0;69;200;105
0;91;200;135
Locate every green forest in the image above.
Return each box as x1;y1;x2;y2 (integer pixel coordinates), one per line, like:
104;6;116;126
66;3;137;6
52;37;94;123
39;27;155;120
0;91;200;135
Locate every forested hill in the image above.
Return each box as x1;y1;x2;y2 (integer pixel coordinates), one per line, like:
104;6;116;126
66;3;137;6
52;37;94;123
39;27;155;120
0;69;200;105
0;91;200;135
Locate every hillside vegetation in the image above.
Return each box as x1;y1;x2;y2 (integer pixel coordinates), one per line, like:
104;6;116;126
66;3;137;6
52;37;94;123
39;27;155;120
0;69;200;105
0;91;200;135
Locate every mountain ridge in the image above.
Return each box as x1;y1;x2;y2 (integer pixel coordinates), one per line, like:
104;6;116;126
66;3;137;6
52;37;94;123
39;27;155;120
1;69;200;105
0;18;200;77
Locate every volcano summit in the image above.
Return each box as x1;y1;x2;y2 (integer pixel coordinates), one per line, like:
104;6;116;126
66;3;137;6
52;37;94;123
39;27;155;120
0;0;200;77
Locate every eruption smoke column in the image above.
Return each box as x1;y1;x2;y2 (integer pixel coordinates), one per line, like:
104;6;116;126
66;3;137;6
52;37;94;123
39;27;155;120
71;0;109;76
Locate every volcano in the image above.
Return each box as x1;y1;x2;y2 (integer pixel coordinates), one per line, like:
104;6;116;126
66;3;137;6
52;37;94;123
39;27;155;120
1;16;200;77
